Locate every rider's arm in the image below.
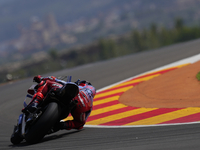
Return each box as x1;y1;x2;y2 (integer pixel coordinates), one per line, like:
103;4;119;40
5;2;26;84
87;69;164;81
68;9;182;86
42;76;56;81
55;78;67;85
33;75;56;83
40;76;67;85
33;75;77;86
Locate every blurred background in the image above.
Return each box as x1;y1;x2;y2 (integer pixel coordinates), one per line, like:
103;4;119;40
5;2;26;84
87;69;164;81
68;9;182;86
0;0;200;83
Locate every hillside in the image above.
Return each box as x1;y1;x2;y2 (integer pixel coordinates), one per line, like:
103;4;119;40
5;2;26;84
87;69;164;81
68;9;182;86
1;0;200;82
1;0;200;43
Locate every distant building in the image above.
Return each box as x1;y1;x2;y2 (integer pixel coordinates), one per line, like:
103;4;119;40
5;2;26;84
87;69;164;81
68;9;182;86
13;13;76;53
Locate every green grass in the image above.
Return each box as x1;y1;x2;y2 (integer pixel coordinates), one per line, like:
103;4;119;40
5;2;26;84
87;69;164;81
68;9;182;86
196;72;200;81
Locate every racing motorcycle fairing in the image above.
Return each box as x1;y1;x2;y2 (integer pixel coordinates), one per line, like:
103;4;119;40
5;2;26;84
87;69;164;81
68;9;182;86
10;77;80;144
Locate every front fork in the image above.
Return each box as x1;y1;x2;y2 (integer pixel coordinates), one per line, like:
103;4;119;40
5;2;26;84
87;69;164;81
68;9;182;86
16;113;26;138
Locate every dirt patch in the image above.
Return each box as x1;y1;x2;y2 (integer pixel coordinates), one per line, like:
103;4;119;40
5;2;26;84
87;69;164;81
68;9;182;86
119;61;200;108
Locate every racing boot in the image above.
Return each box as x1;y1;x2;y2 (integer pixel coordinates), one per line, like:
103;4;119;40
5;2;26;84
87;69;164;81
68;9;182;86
47;121;71;134
53;121;72;131
54;120;84;131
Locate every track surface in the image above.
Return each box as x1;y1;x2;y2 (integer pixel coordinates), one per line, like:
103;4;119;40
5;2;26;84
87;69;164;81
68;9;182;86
1;39;200;149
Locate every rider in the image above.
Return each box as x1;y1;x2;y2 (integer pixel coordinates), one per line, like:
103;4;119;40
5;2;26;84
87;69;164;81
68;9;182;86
23;75;96;131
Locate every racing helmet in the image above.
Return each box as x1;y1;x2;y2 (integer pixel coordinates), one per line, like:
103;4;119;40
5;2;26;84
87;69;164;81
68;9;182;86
85;84;96;98
78;80;96;98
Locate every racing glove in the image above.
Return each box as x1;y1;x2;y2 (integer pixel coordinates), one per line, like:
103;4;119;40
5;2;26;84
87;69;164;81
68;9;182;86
33;75;43;83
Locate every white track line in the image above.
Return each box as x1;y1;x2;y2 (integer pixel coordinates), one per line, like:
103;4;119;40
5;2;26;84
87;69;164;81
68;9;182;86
85;53;200;128
85;121;200;128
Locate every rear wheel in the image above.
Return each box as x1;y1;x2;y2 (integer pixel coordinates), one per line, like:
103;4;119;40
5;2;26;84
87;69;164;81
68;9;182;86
25;102;61;144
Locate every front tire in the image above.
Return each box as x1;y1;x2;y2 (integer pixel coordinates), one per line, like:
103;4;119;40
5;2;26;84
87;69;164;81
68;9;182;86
25;102;61;144
10;126;23;145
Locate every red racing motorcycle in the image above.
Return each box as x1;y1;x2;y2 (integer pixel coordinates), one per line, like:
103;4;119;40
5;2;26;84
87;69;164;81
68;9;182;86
10;76;79;144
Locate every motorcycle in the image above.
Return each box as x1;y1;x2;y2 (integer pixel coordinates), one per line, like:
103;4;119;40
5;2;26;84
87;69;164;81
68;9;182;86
10;76;79;144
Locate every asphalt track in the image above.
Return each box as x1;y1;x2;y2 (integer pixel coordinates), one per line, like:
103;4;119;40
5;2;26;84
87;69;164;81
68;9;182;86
1;39;200;149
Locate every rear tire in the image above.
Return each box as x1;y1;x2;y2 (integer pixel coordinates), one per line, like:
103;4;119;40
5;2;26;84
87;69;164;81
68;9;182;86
25;102;61;144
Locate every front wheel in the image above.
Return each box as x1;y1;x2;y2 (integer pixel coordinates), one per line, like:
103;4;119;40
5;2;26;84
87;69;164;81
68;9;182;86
10;126;23;145
25;102;61;144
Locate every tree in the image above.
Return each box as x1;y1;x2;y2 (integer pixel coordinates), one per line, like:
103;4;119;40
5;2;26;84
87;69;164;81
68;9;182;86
49;48;58;60
175;18;184;30
99;39;117;60
131;30;143;51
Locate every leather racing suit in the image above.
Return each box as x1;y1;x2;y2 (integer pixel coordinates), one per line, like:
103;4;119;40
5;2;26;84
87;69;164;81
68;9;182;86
23;75;96;130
